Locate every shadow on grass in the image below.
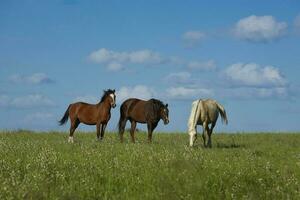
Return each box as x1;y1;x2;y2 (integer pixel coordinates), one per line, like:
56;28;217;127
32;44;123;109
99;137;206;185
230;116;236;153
215;142;245;149
190;143;245;149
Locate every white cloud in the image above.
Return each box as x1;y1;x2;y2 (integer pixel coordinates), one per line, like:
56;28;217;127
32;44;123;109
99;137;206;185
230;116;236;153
294;14;300;31
9;73;53;84
221;87;288;99
88;48;165;71
168;56;184;65
24;112;54;123
73;86;155;104
128;50;163;64
107;62;123;71
233;15;287;42
167;87;214;100
0;94;55;108
11;94;55;108
164;72;191;84
117;85;155;102
183;30;206;47
187;60;216;71
73;95;99;103
222;63;289;99
224;63;286;87
88;48;217;73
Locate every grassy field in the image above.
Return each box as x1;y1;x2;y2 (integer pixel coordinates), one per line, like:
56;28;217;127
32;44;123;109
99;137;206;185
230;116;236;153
0;131;299;200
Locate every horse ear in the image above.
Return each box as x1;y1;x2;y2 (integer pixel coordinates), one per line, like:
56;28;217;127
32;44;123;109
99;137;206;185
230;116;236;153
113;89;115;93
166;103;168;108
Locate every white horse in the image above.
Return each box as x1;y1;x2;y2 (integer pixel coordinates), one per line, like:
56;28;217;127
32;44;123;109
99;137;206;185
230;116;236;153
188;99;228;147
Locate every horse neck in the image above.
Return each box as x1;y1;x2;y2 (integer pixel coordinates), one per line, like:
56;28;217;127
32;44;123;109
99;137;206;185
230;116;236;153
98;98;112;113
148;104;161;122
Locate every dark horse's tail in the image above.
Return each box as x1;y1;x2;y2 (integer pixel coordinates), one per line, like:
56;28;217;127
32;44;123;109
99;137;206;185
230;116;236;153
118;103;127;134
59;105;70;125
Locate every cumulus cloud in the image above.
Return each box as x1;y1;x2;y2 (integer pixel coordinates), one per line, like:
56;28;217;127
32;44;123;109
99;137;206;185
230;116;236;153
233;15;287;42
88;48;217;72
117;85;155;102
23;112;54;123
221;87;288;99
294;14;300;32
183;30;206;47
164;72;192;84
168;56;184;65
187;60;216;71
224;63;286;87
107;62;123;71
9;73;54;85
221;62;290;99
0;94;55;108
88;48;165;71
166;87;214;100
11;94;55;108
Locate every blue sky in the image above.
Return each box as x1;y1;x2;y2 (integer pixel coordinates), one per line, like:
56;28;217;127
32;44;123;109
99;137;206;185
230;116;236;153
0;0;300;132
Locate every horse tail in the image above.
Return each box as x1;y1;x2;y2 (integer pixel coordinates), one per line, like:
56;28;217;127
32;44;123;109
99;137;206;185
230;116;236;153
118;102;127;134
59;105;71;125
216;102;228;125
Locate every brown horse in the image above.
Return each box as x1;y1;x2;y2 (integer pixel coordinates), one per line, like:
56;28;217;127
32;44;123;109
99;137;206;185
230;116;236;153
118;98;169;143
59;89;116;143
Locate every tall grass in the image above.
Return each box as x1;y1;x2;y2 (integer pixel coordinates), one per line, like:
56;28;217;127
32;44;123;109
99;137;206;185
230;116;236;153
0;131;299;199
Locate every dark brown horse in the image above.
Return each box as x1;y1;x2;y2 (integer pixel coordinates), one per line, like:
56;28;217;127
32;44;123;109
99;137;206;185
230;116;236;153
59;89;116;143
118;98;169;143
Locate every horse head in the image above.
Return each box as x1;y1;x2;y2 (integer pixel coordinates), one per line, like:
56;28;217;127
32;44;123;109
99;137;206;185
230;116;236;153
108;89;116;108
160;103;169;125
102;89;116;108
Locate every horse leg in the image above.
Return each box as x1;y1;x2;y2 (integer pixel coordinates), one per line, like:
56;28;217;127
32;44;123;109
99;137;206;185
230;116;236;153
208;122;216;148
100;123;107;140
193;132;197;145
203;121;209;148
69;118;79;143
202;129;205;146
119;118;127;143
147;123;153;143
130;121;136;143
147;122;158;143
96;123;101;140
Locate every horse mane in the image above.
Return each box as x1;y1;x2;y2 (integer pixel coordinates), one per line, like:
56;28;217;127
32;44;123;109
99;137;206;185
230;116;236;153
145;98;165;121
100;89;114;103
148;98;164;109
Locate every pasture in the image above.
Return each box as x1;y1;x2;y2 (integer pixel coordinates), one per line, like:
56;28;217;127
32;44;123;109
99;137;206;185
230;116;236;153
0;131;299;199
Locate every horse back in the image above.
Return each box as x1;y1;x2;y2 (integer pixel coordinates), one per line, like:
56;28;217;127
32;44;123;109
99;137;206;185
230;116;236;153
199;99;219;124
121;98;147;123
70;102;97;111
69;102;100;123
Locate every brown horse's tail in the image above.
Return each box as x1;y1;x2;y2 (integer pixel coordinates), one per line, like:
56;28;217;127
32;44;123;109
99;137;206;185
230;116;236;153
59;105;70;125
216;102;228;125
118;103;127;134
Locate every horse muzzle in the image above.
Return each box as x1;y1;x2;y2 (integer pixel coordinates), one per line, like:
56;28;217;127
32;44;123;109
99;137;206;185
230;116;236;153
112;103;116;108
163;119;169;125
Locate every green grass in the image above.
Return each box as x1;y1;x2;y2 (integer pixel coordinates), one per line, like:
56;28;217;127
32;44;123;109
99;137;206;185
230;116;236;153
0;131;300;199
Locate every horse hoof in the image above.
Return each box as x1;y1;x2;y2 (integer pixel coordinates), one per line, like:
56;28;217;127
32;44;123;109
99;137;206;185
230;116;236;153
68;136;74;143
